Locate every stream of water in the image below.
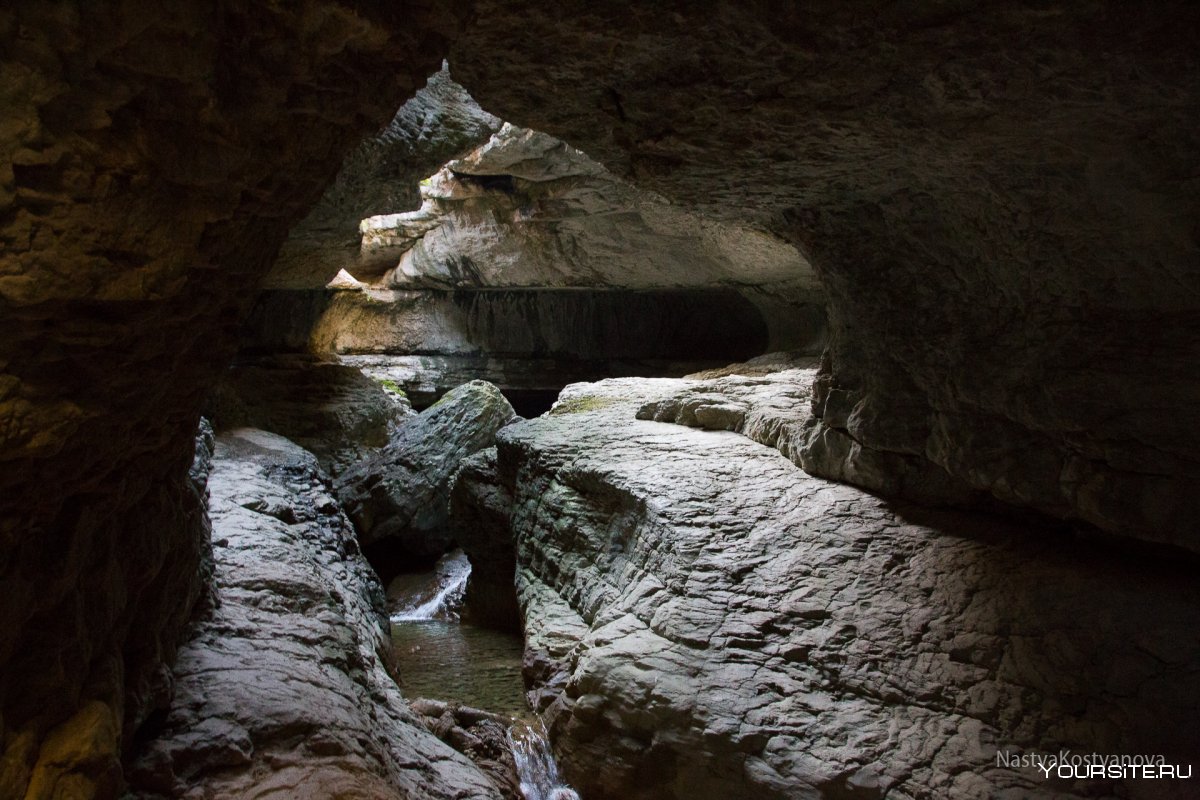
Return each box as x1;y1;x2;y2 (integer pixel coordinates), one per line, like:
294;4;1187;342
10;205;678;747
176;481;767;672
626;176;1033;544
387;551;578;798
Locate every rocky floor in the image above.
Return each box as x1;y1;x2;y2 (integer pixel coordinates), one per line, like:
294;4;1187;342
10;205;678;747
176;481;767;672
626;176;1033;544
457;372;1200;800
126;428;505;799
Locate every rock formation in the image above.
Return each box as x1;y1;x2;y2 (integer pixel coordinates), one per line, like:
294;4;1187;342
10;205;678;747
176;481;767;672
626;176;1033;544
253;97;826;404
450;447;520;631
266;64;502;290
450;2;1200;550
125;427;504;799
454;373;1200;799
0;4;465;795
205;354;412;476
337;379;517;567
409;698;523;800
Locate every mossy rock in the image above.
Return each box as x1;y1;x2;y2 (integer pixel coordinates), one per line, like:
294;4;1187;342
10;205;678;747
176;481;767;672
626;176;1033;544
376;378;407;398
549;395;616;415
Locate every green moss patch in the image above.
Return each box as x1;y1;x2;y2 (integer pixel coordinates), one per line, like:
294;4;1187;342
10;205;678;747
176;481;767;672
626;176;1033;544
548;395;617;415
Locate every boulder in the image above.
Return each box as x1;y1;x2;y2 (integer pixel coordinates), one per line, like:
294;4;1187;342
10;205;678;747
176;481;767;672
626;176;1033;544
337;380;517;564
125;428;504;799
205;355;412;476
409;698;523;800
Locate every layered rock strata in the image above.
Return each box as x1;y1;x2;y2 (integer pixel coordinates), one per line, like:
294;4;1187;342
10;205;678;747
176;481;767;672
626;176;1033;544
126;428;502;800
252;91;824;410
455;375;1200;799
337;380;517;567
266;64;502;290
366;124;820;309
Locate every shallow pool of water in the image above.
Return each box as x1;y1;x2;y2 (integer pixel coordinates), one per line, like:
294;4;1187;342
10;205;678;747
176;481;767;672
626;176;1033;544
391;619;529;719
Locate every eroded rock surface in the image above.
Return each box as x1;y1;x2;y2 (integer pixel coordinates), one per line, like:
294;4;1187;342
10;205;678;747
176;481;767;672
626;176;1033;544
267;64;502;289
370;124;820;308
204;355;411;476
337;380;517;564
126;428;502;800
451;2;1200;550
0;4;464;793
457;376;1200;799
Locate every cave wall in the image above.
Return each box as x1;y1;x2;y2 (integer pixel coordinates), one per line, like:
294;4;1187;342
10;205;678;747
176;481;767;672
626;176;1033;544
306;288;770;361
0;2;464;796
449;1;1200;550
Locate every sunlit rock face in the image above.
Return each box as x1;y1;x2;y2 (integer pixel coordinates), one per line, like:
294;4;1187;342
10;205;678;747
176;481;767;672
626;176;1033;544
367;124;820;306
267;64;502;290
249;84;825;404
450;2;1200;550
0;3;462;796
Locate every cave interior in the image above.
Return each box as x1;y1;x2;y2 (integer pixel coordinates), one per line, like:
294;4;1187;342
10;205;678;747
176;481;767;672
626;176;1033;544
1;3;1198;800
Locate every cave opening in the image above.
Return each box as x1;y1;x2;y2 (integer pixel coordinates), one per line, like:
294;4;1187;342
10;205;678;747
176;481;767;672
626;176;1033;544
196;67;833;793
238;69;827;422
218;64;828;579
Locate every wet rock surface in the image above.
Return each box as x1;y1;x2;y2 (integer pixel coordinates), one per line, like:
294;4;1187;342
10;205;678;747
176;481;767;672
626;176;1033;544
126;428;503;800
450;447;520;631
409;698;523;800
459;375;1200;800
337;380;517;564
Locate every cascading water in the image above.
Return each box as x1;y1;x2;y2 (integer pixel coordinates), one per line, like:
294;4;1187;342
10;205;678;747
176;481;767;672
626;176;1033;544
508;718;579;800
386;549;578;798
389;549;472;622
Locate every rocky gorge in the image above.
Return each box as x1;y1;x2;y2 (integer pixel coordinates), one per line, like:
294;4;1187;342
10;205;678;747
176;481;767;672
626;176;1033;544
2;3;1198;799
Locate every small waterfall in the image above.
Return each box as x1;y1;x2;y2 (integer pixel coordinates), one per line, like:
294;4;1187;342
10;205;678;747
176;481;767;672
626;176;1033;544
508;718;579;800
390;550;471;622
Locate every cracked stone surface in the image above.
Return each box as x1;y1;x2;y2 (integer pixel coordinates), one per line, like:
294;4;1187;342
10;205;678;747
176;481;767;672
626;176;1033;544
337;380;517;562
457;375;1200;799
126;428;503;800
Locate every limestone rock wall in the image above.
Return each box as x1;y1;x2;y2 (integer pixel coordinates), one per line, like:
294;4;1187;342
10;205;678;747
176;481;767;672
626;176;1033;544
0;3;464;796
204;354;411;477
449;1;1200;550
